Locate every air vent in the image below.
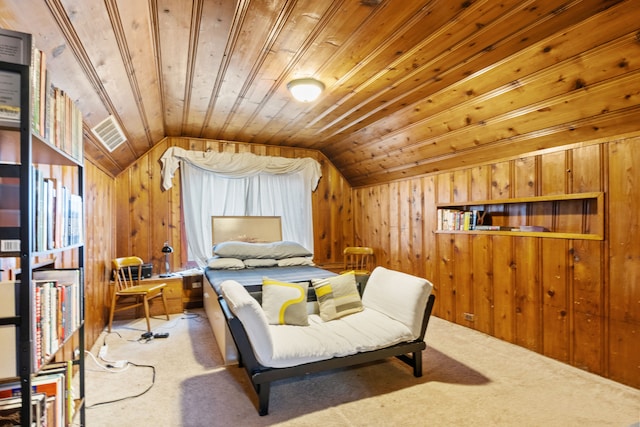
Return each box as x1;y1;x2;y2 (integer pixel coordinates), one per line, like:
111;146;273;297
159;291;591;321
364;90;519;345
91;115;126;152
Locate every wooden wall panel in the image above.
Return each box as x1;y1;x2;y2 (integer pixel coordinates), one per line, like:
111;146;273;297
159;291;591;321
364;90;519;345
540;151;567;194
352;138;639;388
514;157;536;198
490;161;511;199
437;172;452;204
377;184;391;267
607;138;640;386
514;237;541;352
452;169;468;203
83;160;116;347
421;176;437;283
388;181;401;271
470;165;490;201
435;233;455;321
406;179;423;276
492;235;515;343
541;238;570;362
471;235;493;335
571;239;604;374
454;235;473;326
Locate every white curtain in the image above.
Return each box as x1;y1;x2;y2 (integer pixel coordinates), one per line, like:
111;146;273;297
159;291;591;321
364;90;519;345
160;147;321;266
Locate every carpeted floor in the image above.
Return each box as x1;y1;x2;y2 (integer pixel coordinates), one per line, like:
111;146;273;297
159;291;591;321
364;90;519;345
84;309;640;427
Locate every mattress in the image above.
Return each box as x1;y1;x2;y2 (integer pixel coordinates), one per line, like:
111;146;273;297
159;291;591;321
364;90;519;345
205;265;337;299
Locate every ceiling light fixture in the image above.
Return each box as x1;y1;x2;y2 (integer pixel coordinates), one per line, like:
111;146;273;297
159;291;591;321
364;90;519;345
287;78;325;102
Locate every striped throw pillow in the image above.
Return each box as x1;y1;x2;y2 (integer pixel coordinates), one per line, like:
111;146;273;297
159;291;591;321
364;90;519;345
312;271;363;321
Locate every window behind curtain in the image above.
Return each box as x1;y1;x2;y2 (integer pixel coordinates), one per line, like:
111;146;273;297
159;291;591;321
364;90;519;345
181;161;315;266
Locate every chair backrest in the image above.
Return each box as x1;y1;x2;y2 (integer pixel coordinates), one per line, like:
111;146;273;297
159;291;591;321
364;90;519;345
112;256;144;291
343;246;374;274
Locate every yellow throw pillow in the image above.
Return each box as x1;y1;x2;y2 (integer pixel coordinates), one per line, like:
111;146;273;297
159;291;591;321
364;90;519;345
312;271;363;321
261;277;309;326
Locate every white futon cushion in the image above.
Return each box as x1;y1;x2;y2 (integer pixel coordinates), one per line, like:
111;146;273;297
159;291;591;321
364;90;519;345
220;278;416;369
266;309;414;368
361;266;433;339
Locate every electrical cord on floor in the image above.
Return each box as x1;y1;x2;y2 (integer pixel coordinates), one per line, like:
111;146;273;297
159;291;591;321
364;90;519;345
84;350;130;373
181;310;202;320
86;361;156;408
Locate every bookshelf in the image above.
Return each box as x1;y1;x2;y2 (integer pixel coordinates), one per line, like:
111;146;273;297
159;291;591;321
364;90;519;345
0;28;85;427
435;192;604;240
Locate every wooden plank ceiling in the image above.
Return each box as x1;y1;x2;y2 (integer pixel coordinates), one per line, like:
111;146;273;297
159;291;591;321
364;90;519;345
1;0;639;186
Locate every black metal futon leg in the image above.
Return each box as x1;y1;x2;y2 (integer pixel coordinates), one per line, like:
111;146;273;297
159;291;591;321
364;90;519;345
413;350;423;377
257;383;270;416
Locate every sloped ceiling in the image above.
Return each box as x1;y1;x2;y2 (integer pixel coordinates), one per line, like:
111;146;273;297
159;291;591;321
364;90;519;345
1;0;639;186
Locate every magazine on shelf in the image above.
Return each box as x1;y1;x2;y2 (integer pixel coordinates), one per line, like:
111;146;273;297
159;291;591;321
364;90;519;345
0;28;31;129
0;28;32;66
0;372;65;427
0;70;20;128
0;280;19;379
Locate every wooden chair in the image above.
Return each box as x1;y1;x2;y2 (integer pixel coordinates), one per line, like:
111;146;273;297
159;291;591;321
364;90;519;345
342;246;374;275
109;256;169;332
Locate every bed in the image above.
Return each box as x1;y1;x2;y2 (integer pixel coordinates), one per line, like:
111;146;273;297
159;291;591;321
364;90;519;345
202;216;337;364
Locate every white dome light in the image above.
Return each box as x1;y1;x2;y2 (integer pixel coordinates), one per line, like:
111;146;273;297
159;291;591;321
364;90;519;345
287;78;325;102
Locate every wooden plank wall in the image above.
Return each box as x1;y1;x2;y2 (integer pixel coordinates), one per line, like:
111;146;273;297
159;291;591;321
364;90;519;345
83;159;116;347
113;137;353;274
353;137;640;389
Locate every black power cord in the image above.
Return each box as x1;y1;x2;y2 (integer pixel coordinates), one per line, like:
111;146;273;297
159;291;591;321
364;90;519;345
86;362;156;408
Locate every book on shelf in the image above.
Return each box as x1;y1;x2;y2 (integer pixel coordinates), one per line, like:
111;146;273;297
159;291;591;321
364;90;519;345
31;168;83;252
437;208;489;231
0;31;83;162
517;225;547;232
0;280;19;379
474;225;516;231
0;392;47;427
0;371;66;427
31;269;81;371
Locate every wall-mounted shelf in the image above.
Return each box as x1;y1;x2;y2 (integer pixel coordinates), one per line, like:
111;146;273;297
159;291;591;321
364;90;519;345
436;192;604;240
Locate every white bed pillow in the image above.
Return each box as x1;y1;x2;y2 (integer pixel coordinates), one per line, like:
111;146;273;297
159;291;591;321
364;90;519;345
213;240;312;260
361;266;433;339
207;257;245;270
220;280;273;365
277;257;315;267
243;258;278;268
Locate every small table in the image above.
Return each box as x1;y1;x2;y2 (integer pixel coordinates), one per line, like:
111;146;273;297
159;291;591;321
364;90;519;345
181;271;204;309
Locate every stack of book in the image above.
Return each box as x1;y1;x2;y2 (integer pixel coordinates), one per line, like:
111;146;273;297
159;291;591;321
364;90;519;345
0;34;83;162
30;45;84;162
31;269;82;370
437;209;489;231
33;168;83;252
0;363;76;427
